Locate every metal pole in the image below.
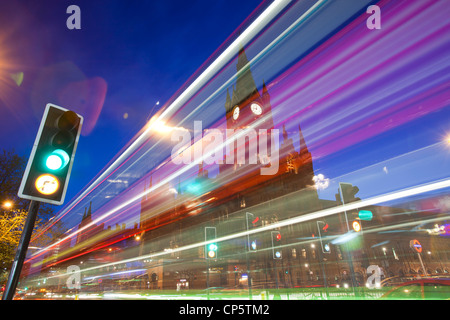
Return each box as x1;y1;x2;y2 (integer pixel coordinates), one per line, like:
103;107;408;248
245;251;253;300
206;259;210;300
338;183;359;298
2;200;40;300
417;253;428;277
245;212;253;300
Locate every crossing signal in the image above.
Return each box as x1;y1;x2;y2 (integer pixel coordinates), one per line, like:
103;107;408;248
317;221;331;254
246;212;258;252
18;103;83;205
271;231;282;259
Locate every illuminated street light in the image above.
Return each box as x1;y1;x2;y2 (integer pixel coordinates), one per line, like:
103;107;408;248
3;201;12;209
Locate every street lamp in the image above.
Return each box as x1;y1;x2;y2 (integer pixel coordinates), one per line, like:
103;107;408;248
3;201;12;209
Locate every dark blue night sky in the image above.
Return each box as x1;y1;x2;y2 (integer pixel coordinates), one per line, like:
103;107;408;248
0;0;262;203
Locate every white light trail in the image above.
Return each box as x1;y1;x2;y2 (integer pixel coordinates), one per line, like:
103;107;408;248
41;177;450;278
37;0;292;238
29;0;293;258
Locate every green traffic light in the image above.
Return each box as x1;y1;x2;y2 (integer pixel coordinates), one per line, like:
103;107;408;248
45;149;70;170
207;243;218;258
358;210;373;221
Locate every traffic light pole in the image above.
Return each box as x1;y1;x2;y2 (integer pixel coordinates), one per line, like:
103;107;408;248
338;183;359;298
2;200;40;300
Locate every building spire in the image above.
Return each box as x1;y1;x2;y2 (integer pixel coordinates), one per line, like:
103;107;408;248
225;88;232;113
262;79;269;95
237;45;249;71
87;201;92;218
235;46;258;104
298;124;309;154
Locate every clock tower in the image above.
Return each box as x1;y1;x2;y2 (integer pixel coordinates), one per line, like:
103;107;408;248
219;46;319;213
225;47;274;132
222;47;275;174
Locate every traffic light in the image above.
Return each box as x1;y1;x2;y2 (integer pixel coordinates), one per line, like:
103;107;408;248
336;183;360;204
336;183;367;233
349;209;373;233
246;212;258;252
271;231;282;259
18;103;83;205
349;210;373;233
205;227;218;259
317;220;331;254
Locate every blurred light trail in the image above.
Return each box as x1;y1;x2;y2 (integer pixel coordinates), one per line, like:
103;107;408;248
83;269;147;281
29;0;330;255
268;0;450;159
37;177;450;279
30;0;337;248
27;133;448;265
30;0;293;241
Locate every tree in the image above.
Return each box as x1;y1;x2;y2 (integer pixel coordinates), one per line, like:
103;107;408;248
0;149;66;285
0;208;27;285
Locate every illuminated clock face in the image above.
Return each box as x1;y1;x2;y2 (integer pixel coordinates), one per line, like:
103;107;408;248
250;102;262;115
232;106;240;120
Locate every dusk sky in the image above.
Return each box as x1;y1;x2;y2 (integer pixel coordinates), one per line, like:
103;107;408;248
0;0;262;203
2;1;449;303
1;0;449;212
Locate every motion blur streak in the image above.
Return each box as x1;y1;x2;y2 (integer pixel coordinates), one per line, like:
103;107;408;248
28;0;292;242
36;177;450;280
19;0;450;300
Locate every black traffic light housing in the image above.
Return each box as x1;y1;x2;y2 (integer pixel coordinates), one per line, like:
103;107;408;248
336;182;363;232
336;183;361;204
18;103;83;205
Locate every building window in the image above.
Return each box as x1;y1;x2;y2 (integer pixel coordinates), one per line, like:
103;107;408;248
301;248;307;259
292;248;297;258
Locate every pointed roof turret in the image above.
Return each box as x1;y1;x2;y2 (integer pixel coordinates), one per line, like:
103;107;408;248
235;46;259;104
298;124;309;154
262;79;269;95
282;124;288;142
225;88;232;114
237;45;250;71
